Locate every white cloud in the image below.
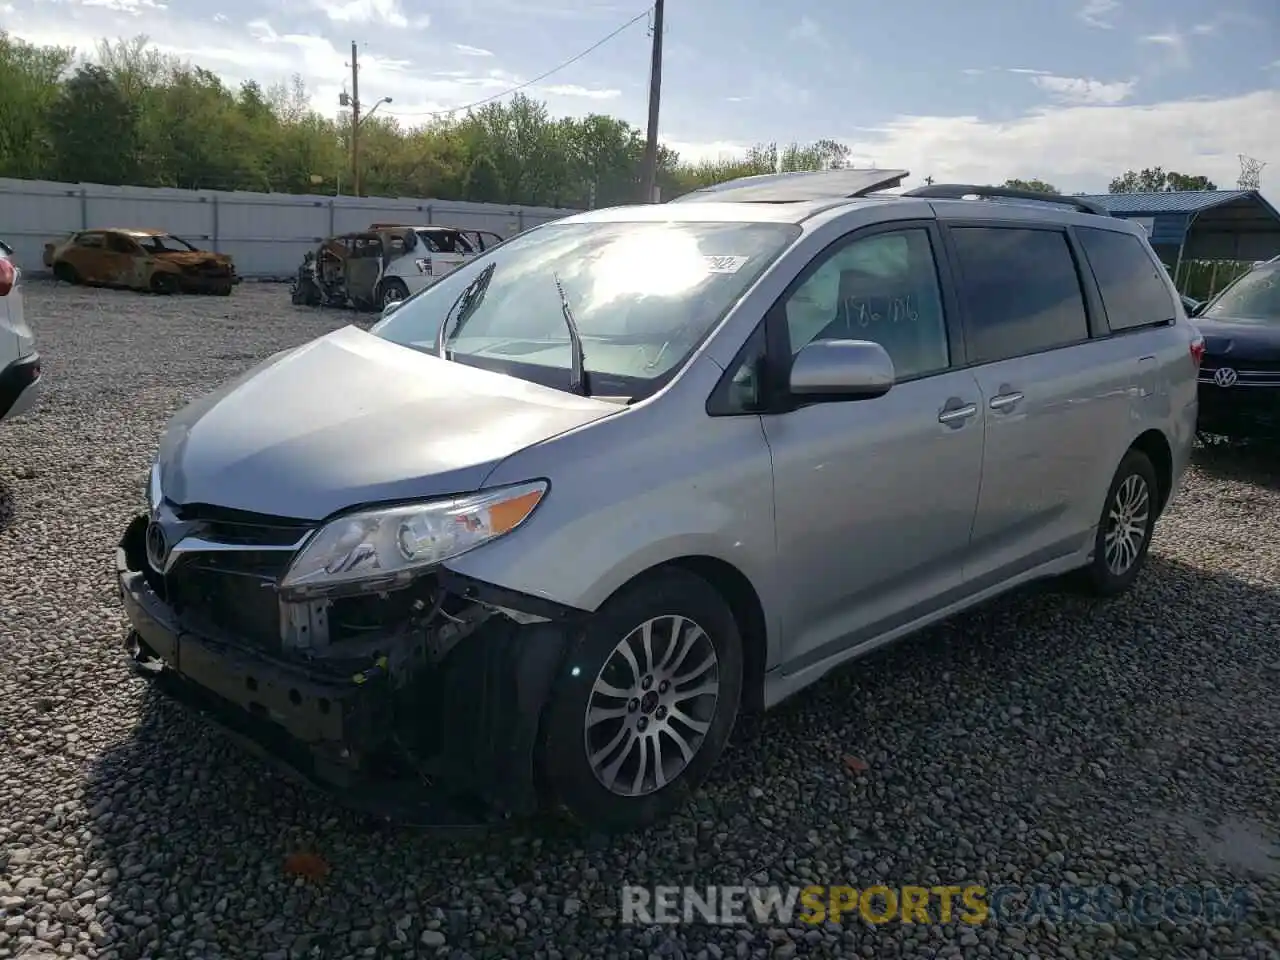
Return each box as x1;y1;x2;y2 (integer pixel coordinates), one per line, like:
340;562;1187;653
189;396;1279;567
669;90;1280;197
787;16;825;47
452;43;493;57
1008;68;1051;76
312;0;428;30
1078;0;1118;29
539;83;619;100
961;68;985;76
74;0;166;13
1030;74;1136;106
1139;30;1189;68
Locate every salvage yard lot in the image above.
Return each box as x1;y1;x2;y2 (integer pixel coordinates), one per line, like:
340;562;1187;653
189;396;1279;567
2;280;1280;960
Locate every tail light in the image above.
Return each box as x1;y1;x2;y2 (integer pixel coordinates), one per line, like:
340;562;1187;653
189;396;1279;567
0;258;14;297
1189;335;1205;367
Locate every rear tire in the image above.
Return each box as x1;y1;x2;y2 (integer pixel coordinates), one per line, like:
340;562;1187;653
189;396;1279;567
541;568;743;833
1074;449;1159;597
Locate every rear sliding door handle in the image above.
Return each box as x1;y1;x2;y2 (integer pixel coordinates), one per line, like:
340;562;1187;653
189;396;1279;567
989;391;1024;411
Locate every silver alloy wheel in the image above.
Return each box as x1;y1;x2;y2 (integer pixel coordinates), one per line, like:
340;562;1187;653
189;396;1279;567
584;615;720;797
1104;473;1151;575
382;284;405;307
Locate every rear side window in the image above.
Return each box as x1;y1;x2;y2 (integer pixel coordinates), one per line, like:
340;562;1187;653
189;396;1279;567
949;226;1089;364
1077;227;1176;332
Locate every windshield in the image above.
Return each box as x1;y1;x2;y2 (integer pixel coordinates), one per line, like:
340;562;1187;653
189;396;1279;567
1202;265;1280;323
371;219;800;396
138;234;198;253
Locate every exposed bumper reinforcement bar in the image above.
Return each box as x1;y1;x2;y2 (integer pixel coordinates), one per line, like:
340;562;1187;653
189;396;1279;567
116;513;576;830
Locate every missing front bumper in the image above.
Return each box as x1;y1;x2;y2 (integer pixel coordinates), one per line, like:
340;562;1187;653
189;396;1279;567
116;514;575;826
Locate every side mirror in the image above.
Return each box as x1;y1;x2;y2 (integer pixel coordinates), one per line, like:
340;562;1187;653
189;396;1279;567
381;299;403;318
788;339;895;400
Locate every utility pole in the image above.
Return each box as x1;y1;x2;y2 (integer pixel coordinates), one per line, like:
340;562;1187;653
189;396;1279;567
638;0;664;203
350;41;361;197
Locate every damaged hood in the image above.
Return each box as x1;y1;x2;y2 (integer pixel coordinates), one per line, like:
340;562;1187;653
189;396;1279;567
154;251;233;268
156;325;624;521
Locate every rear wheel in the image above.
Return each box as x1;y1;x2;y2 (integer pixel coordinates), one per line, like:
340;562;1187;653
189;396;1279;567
541;568;743;833
1075;449;1159;596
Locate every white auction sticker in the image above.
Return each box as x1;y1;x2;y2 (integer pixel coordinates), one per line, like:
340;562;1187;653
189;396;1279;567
703;255;749;274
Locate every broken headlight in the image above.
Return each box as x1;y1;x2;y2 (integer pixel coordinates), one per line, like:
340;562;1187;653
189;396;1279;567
280;480;547;590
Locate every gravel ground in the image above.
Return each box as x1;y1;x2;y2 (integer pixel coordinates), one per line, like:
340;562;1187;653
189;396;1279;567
2;280;1280;960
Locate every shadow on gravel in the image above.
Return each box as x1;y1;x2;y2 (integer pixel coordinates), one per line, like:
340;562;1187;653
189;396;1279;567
0;480;12;533
1193;438;1280;492
68;553;1280;959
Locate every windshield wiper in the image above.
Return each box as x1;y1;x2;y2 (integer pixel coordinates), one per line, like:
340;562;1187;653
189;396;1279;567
434;262;496;358
553;272;589;396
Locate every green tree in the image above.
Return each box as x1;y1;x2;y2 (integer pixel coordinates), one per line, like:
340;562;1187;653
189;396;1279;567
0;33;895;208
464;153;505;202
1003;178;1060;194
0;32;73;180
47;64;141;184
1109;167;1218;193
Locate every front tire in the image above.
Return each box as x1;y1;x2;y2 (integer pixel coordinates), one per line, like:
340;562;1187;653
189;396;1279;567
150;273;179;295
53;261;80;285
379;278;410;309
1076;449;1159;596
541;568;743;832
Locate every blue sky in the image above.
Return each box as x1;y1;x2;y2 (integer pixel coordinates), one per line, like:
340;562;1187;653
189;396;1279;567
4;0;1278;195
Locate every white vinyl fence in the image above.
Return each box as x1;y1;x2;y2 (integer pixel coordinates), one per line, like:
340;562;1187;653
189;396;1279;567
0;178;581;279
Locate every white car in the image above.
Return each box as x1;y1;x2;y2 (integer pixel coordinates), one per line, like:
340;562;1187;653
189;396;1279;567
0;240;41;424
296;225;493;311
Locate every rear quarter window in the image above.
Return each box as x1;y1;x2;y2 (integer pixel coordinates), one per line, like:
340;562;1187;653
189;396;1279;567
949;226;1090;364
1076;227;1176;332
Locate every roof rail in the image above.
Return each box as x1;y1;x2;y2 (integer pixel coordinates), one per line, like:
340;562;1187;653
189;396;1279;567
900;184;1110;217
669;168;911;204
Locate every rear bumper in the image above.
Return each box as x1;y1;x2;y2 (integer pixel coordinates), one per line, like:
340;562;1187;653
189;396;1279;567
116;513;574;826
0;352;41;421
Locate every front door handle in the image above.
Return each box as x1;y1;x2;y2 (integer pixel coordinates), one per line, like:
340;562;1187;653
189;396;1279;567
989;391;1024;411
938;402;978;425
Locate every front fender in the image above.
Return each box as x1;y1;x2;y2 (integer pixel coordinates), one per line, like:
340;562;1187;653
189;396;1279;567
442;366;778;624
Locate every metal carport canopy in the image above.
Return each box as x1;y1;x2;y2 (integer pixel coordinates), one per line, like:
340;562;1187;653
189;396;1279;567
1077;190;1280;261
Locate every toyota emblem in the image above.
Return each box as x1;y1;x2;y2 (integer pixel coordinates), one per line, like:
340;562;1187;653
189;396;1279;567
1213;367;1239;388
145;521;168;572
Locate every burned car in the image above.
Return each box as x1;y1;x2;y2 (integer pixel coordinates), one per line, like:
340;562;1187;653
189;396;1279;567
44;229;236;295
291;225;482;311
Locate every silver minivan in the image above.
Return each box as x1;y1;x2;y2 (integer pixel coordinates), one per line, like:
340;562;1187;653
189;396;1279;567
117;172;1200;832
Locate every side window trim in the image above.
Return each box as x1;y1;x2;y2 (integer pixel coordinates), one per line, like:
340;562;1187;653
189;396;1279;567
937;219;1098;368
706;219;965;417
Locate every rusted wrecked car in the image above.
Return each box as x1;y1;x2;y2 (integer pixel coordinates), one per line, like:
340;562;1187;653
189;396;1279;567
43;229;237;295
291;225;486;311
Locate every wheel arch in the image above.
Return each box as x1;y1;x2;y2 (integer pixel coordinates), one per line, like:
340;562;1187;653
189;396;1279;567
1129;428;1173;514
595;555;769;714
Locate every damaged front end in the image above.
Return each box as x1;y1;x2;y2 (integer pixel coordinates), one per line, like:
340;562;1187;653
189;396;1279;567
171;258;236;295
116;508;578;826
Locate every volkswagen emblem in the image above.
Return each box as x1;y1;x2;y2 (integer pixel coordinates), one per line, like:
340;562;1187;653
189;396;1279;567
145;521;168;572
1213;367;1239;388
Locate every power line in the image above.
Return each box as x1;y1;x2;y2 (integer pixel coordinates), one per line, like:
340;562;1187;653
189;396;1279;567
384;7;652;120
